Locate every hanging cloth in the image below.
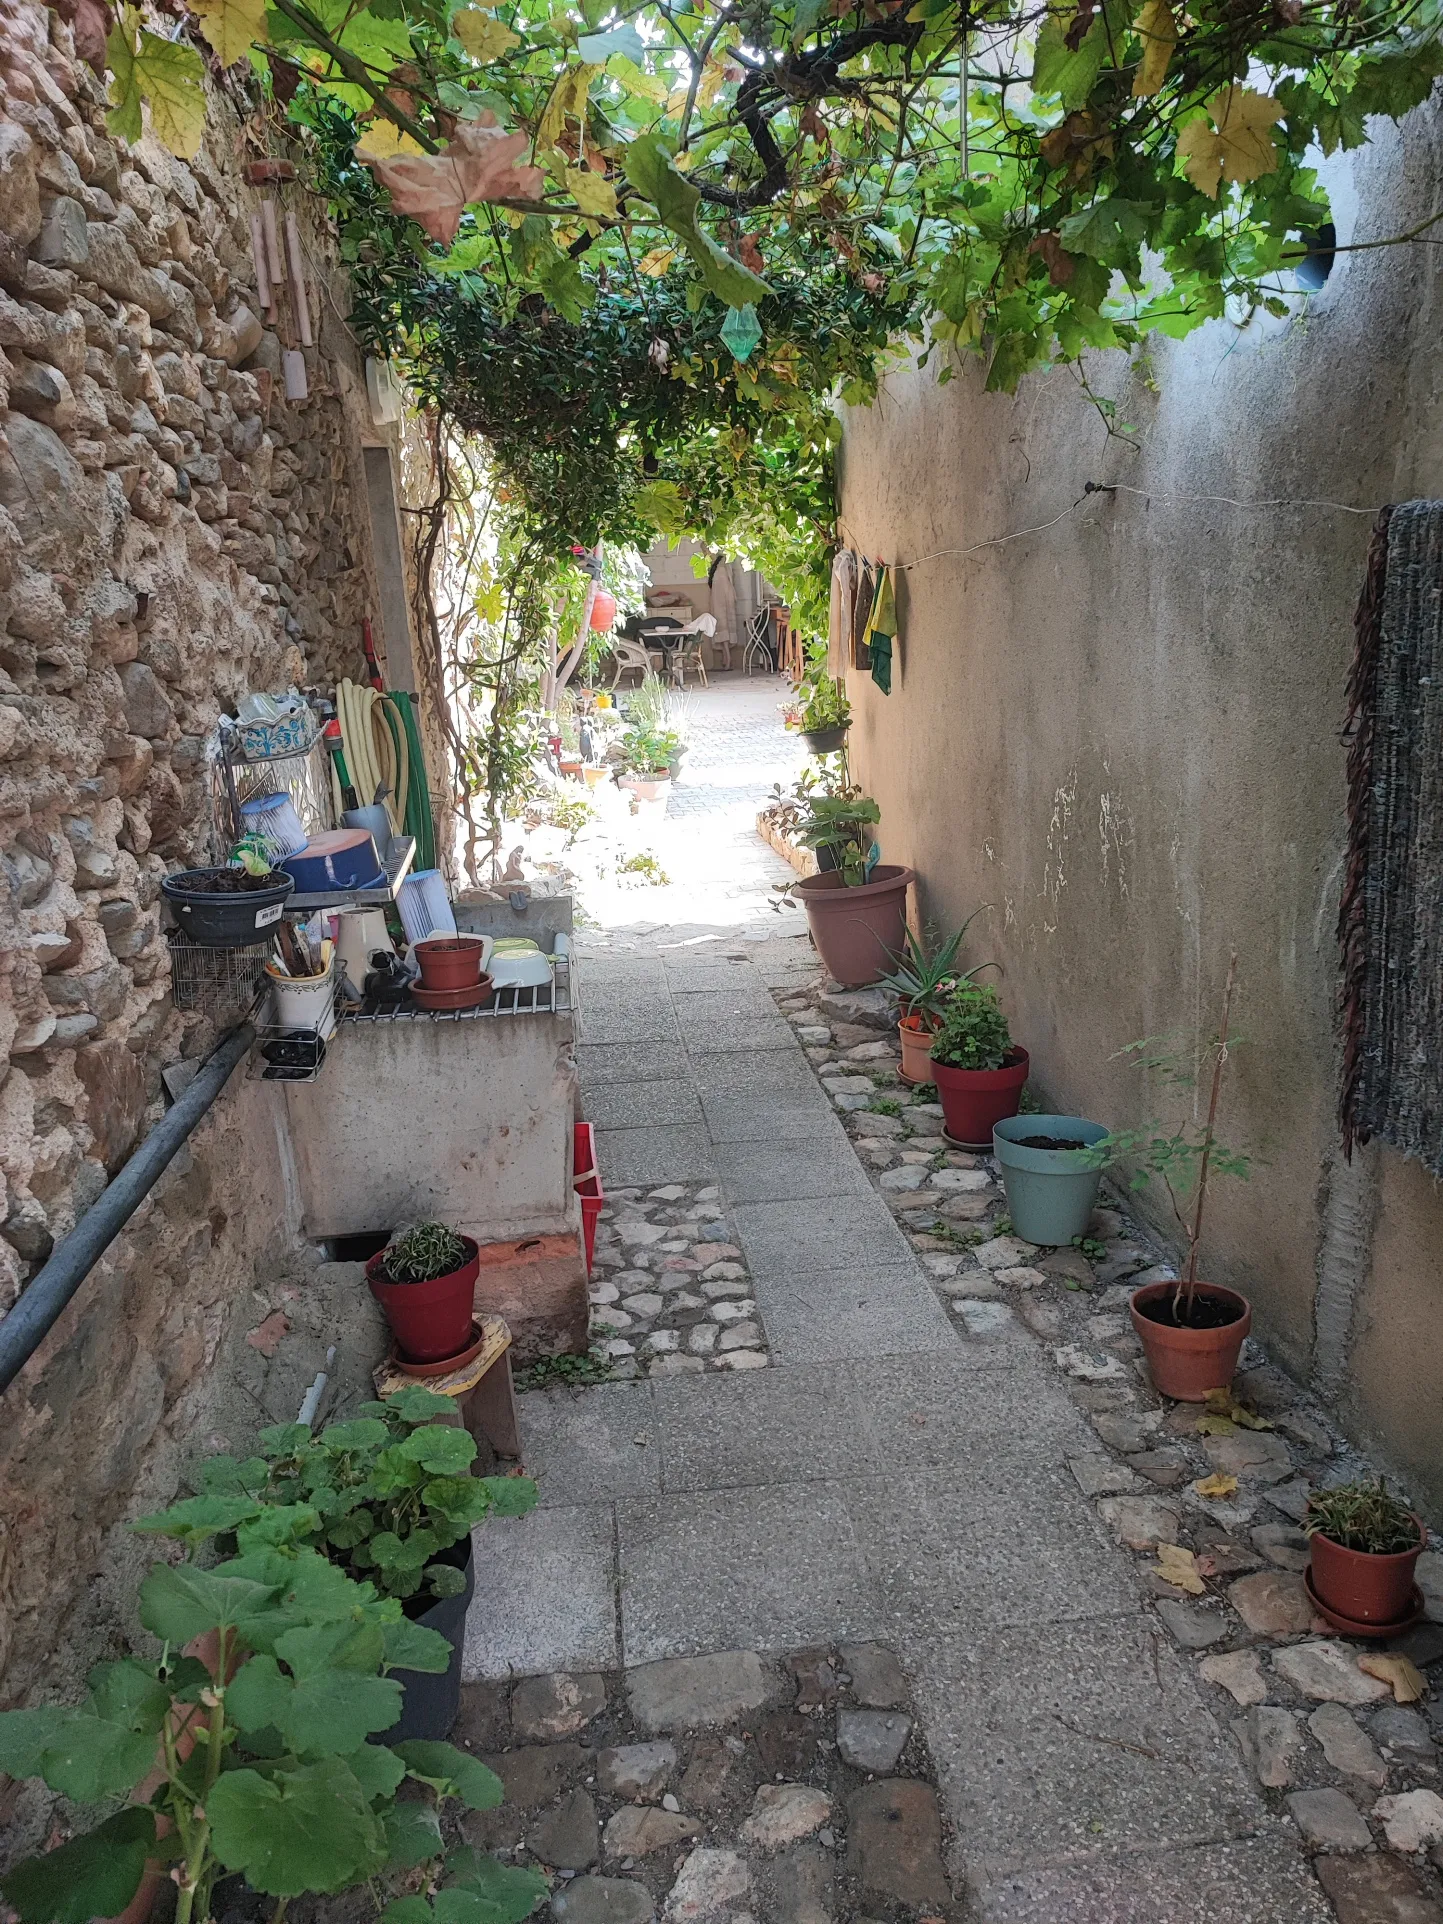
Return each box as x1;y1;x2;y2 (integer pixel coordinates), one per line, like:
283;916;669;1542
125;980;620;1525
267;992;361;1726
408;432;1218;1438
865;564;896;695
851;560;876;671
827;549;858;680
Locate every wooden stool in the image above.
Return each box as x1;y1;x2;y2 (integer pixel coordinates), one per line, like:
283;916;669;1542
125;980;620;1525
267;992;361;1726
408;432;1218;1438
372;1313;522;1459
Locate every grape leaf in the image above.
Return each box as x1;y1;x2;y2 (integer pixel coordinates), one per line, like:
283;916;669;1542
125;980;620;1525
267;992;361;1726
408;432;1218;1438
1176;88;1282;199
1131;0;1176;98
454;10;521;61
577;23;645;63
0;1808;158;1924
623;133;769;308
106;13;207;158
566;166;618;219
1032;12;1107;108
359;123;545;245
191;0;267;68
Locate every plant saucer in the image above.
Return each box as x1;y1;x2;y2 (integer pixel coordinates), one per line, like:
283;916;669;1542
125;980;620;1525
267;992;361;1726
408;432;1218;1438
1302;1567;1425;1640
941;1126;992;1152
390;1320;488;1380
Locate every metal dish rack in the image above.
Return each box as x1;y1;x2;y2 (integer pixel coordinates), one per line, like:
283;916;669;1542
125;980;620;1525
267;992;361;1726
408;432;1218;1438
167;935;271;1018
342;952;572;1025
251;962;344;1085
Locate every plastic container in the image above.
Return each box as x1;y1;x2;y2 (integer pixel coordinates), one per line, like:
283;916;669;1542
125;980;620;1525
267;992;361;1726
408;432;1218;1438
281;829;384;893
794;865;914;987
1129;1280;1252;1401
414;937;487;992
930;1046;1030;1148
574;1121;604;1276
161;867;294;947
238;790;308;859
383;1539;475;1741
343;803;395;859
1309;1521;1425;1628
992;1114;1109;1245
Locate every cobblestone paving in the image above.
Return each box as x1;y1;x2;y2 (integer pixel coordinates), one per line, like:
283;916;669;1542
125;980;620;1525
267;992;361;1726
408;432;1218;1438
464;681;1443;1924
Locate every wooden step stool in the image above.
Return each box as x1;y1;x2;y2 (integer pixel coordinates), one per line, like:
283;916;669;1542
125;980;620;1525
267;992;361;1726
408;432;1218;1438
372;1313;522;1459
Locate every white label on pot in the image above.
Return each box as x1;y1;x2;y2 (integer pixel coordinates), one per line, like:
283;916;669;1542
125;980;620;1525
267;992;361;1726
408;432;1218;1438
255;902;285;927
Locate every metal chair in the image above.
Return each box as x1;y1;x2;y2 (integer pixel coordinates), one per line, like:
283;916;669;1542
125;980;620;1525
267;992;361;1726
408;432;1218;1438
669;614;716;686
742;605;779;675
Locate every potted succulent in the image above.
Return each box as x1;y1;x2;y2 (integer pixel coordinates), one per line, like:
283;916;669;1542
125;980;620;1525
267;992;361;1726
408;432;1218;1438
138;1387;538;1742
993;1115;1111;1245
797;673;852;754
1305;1478;1427;1632
877;915;995;1083
162;862;294;947
1096;954;1254;1400
0;1528;545;1924
367;1221;480;1365
928;980;1030;1147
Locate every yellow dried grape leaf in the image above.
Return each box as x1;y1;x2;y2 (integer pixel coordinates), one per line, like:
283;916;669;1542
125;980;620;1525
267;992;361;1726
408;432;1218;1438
1358;1653;1427;1704
1151;1543;1206;1594
1131;0;1176;97
356;120;427;159
1194;1414;1238;1436
636;245;677;276
1177;86;1282;198
1204;1388;1273;1430
539;64;597;150
565;166;617;219
191;0;267;67
1194;1472;1239;1499
454;8;521;62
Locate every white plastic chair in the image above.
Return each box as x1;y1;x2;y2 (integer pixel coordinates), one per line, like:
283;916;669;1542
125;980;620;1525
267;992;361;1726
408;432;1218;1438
608;636;660;688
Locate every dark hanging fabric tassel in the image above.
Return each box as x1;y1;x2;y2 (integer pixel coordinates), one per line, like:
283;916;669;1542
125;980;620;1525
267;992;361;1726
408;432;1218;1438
1337;504;1393;1158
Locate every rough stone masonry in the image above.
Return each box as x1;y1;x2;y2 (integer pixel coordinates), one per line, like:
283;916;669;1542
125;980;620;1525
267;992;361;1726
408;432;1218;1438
0;0;407;1714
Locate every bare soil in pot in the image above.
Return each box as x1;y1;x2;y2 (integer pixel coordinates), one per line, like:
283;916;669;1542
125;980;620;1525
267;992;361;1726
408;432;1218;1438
1129;1280;1251;1400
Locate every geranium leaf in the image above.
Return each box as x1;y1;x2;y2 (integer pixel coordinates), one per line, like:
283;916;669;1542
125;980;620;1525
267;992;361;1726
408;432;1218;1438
131;1494;266;1542
384;1800;445;1866
138;1563;279;1646
475;1475;538;1518
0;1705;155;1802
446;1847;549;1923
208;1757;387;1895
0;1808;158;1924
398;1426;477;1473
381;1617;452;1674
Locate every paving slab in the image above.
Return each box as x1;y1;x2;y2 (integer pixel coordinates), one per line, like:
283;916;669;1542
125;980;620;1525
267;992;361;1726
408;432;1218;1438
689;1049;829;1103
863;1466;1140;1634
579;994;683;1046
857;1350;1096;1465
578;1041;693;1088
696;1095;848;1144
651;1358;878;1492
974;1832;1334;1923
755;1268;961;1364
712;1136;875;1205
593;1125;717;1188
668;981;784;1020
520;1381;661;1508
582;1080;706;1132
616;1479;885;1664
465;1505;618;1678
675;1005;800;1054
908;1615;1260;1880
732;1195;912;1275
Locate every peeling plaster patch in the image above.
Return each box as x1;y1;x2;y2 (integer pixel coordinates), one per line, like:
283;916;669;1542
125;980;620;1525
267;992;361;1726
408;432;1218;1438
1098;790;1133;899
1042;770;1078;934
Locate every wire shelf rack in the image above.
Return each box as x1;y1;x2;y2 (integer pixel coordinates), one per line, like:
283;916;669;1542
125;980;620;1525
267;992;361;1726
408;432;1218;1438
341;955;572;1024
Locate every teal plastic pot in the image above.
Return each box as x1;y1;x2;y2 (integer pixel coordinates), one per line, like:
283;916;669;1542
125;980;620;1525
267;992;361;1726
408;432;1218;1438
992;1114;1109;1246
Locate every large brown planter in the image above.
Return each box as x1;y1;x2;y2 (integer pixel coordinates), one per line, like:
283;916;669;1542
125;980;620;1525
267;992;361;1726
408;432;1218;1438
930;1047;1029;1147
795;865;914;987
1309;1520;1424;1627
1129;1280;1251;1401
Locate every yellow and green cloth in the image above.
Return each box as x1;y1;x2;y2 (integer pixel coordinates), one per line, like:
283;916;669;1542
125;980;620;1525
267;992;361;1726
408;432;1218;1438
862;563;897;695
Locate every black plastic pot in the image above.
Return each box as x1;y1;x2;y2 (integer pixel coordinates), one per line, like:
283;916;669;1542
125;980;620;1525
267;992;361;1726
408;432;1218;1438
814;842;841;873
803;724;849;754
162;867;293;948
385;1537;475;1742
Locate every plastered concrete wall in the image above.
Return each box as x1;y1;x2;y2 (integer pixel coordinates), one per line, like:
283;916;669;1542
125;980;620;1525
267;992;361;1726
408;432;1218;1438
837;102;1443;1517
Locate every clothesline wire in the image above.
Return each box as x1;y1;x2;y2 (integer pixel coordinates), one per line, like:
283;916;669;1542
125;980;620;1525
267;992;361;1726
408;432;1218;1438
839;481;1384;574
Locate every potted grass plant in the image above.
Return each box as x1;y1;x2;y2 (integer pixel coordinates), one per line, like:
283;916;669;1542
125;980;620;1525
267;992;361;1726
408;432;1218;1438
1092;954;1255;1400
878;915;995;1083
1305;1478;1427;1631
928;980;1029;1147
367;1222;480;1365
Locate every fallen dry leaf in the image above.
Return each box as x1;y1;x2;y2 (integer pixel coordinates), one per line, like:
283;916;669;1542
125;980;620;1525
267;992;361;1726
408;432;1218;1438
359;120;544;243
1151;1543;1206;1594
1204;1386;1273;1430
1358;1653;1427;1704
1194;1472;1239;1499
1194;1414;1239;1436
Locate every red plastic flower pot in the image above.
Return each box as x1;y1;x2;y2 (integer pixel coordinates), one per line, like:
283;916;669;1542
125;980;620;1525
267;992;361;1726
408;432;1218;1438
366;1237;480;1364
794;865;915;988
413;937;485;992
1308;1519;1424;1626
929;1047;1029;1147
1128;1280;1251;1401
574;1120;605;1276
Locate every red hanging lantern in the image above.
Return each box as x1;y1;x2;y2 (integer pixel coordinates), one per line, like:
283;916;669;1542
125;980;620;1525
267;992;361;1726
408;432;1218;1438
589;588;618;632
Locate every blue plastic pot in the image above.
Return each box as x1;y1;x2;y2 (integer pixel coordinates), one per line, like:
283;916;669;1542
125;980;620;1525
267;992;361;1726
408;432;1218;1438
992;1114;1109;1246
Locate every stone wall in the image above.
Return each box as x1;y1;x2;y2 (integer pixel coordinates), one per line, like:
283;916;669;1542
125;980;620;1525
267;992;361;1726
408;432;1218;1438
0;0;404;1722
836;101;1443;1518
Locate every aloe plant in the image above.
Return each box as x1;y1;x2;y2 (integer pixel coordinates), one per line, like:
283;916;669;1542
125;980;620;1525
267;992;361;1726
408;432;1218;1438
0;1543;545;1924
877;913;996;1026
135;1386;537;1608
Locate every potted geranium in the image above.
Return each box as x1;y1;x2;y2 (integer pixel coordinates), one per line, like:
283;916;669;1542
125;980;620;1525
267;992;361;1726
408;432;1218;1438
617;722;685;802
1095;954;1254;1401
1305;1478;1427;1632
928;980;1029;1147
878;916;994;1083
367;1221;480;1365
138;1387;539;1741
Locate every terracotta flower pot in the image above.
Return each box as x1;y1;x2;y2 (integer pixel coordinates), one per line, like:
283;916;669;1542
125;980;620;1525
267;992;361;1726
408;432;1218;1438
795;865;914;988
367;1237;480;1363
1309;1519;1424;1627
1129;1280;1251;1401
413;936;485;992
898;1015;936;1085
929;1046;1029;1147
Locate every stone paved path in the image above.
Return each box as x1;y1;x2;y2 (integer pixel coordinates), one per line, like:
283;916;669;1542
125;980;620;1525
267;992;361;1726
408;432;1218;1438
466;678;1443;1923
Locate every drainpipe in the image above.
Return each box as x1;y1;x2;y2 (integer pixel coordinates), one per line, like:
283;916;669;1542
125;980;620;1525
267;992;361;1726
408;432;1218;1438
0;1022;255;1396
